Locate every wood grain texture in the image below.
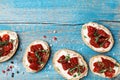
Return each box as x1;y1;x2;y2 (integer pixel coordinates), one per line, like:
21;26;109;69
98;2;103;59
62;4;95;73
0;0;120;80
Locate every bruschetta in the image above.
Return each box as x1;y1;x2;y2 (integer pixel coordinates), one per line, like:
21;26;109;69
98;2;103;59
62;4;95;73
53;49;88;80
23;40;50;72
0;30;18;62
89;55;120;78
81;22;114;52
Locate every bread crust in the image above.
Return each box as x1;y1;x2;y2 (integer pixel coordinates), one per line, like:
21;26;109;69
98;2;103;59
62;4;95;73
89;55;120;78
53;49;88;80
0;30;18;62
81;22;114;53
23;40;50;72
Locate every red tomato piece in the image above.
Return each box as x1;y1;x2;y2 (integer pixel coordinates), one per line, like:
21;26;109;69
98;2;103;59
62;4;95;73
97;30;109;38
28;52;38;63
103;41;110;48
2;51;10;56
29;63;40;71
35;44;43;50
42;54;48;63
30;45;37;52
3;42;13;52
104;69;115;78
79;66;86;73
87;26;96;38
2;34;10;41
87;26;110;48
101;57;115;68
3;45;10;52
30;44;43;52
93;67;100;73
8;42;13;50
70;57;78;66
0;36;2;41
90;38;100;48
57;55;67;63
62;63;71;70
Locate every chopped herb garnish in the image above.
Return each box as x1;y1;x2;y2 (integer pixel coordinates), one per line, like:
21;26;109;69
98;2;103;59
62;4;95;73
56;68;60;71
84;36;87;38
99;69;107;73
35;51;41;59
65;54;70;61
38;49;48;53
35;51;42;64
78;72;81;76
69;66;77;72
10;39;14;43
73;74;76;77
109;67;113;72
95;35;101;43
100;42;105;47
94;30;98;37
97;62;104;67
0;41;9;46
115;63;119;67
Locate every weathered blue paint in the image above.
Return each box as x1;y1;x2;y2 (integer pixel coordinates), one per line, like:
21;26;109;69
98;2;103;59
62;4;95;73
0;0;120;80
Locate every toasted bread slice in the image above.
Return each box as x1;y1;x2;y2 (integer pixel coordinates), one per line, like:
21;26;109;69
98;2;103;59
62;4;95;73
81;22;114;52
53;49;88;80
89;55;120;78
23;40;50;72
0;30;18;62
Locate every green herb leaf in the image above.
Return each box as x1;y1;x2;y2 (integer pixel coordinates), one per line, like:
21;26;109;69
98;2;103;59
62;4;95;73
65;54;70;61
56;68;60;71
100;42;105;47
78;72;81;76
95;35;101;43
69;66;77;72
84;35;87;38
73;75;76;77
35;51;42;64
0;41;9;46
38;50;48;53
10;39;14;43
115;63;119;67
99;69;107;73
109;67;113;72
94;30;98;37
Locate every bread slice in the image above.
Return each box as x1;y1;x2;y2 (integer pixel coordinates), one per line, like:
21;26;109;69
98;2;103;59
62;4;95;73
89;55;120;78
23;40;50;72
53;49;88;80
81;22;114;52
0;30;18;62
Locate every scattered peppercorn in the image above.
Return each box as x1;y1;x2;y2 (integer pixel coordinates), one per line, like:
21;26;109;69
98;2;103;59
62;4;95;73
11;73;14;78
7;68;10;71
11;61;14;64
16;71;19;74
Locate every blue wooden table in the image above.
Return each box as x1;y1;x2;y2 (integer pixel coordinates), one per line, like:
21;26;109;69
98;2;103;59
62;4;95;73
0;0;120;80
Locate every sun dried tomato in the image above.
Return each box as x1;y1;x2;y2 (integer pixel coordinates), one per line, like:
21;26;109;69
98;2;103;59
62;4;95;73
29;63;40;71
2;34;10;41
87;26;110;48
57;55;67;63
